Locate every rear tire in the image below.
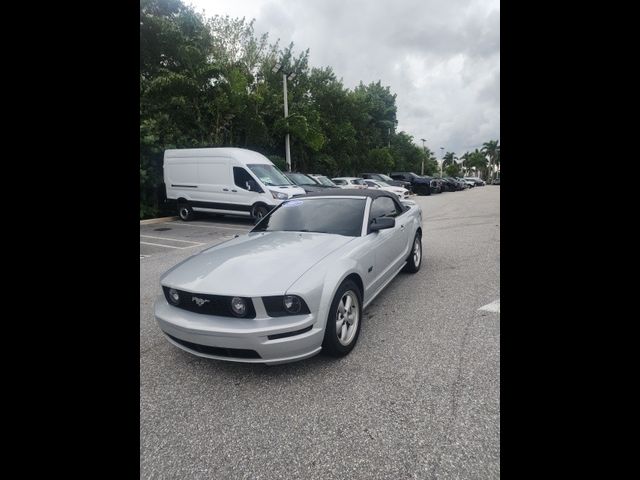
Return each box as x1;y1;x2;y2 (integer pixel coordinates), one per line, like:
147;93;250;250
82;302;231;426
178;203;194;221
322;280;362;357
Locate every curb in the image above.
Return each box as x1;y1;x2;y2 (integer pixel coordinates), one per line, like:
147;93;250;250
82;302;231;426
140;216;178;225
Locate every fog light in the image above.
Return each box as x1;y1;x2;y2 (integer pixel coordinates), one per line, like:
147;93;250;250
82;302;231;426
168;288;180;305
283;295;301;314
230;297;247;317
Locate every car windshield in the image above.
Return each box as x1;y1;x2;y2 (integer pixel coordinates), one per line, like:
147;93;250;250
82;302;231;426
315;176;336;186
378;174;394;182
286;173;318;186
377;181;391;187
247;164;292;186
252;198;366;236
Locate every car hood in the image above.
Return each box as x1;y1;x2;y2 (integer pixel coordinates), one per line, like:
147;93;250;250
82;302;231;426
161;231;355;296
268;184;306;197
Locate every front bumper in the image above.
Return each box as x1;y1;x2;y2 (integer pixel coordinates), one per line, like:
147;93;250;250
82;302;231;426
154;296;324;365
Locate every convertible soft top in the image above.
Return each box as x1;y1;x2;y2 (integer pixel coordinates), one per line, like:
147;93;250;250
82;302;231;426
299;189;399;201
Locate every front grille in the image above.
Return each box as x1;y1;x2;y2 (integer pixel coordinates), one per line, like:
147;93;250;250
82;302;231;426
163;287;256;318
166;334;261;359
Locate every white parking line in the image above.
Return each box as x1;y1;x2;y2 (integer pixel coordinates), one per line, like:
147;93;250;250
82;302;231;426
166;222;251;231
478;299;500;313
140;241;203;250
140;234;203;244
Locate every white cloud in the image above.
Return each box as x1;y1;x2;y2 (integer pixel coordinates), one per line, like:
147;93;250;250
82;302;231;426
187;0;500;156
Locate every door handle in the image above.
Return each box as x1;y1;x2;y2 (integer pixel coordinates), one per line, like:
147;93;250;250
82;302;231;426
400;225;405;230
231;189;237;192
223;188;229;191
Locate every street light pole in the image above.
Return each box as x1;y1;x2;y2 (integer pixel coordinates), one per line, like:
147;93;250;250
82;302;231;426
282;72;291;172
420;138;427;175
273;62;294;172
440;147;444;177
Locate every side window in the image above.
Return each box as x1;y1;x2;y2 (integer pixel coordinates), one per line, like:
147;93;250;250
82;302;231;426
233;167;257;191
369;197;402;220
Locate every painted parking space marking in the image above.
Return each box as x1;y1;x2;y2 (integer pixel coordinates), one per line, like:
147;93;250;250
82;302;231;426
166;221;251;231
140;254;151;259
478;299;500;313
140;241;184;249
140;235;203;244
140;235;205;250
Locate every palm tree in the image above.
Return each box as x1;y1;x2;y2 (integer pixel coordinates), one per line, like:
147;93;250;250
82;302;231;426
482;140;499;182
460;152;470;176
442;151;456;168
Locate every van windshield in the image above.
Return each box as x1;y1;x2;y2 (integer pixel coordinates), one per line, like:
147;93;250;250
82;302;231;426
247;164;292;187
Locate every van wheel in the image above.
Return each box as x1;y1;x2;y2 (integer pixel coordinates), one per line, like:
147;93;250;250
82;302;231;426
251;205;269;223
178;203;194;221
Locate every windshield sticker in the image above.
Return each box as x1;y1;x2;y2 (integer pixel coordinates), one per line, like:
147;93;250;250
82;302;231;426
283;200;303;207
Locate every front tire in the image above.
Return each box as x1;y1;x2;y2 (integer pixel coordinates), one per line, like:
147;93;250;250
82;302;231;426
322;280;362;357
251;204;269;224
403;232;422;273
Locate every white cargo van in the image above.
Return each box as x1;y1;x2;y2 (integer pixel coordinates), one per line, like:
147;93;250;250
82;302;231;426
164;148;306;221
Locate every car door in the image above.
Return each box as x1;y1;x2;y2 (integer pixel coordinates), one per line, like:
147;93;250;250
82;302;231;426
230;166;264;212
366;196;407;293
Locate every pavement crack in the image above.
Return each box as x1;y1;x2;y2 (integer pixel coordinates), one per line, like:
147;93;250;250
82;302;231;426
428;313;474;478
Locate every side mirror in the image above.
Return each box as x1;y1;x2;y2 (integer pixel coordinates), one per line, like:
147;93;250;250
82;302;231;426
246;180;260;192
369;217;395;233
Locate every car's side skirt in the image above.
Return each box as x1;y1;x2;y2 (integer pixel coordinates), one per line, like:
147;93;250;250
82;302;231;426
363;261;407;310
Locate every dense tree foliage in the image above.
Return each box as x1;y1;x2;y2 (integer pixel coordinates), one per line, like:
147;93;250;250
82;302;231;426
140;0;499;217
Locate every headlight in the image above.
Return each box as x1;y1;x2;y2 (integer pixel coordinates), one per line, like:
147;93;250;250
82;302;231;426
270;190;288;200
230;297;247;317
283;295;301;314
168;288;180;305
263;295;310;317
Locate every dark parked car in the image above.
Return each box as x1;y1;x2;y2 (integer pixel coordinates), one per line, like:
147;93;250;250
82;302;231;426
284;172;337;193
360;173;412;192
442;177;464;191
389;172;431;195
429;177;444;193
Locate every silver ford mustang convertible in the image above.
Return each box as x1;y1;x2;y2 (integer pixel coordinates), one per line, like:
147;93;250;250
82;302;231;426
155;190;423;365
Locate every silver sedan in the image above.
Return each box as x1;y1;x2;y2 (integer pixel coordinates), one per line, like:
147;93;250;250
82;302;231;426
155;190;423;365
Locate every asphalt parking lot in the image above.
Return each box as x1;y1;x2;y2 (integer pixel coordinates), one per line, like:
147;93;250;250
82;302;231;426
140;186;500;479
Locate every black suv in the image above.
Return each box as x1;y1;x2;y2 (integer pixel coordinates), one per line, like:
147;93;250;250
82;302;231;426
389;172;432;195
359;173;412;191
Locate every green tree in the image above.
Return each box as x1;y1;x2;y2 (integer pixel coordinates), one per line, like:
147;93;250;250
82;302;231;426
462;149;488;178
444;162;462;177
482;140;500;182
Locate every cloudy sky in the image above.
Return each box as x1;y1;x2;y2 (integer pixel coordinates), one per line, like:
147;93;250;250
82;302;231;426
188;0;499;157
